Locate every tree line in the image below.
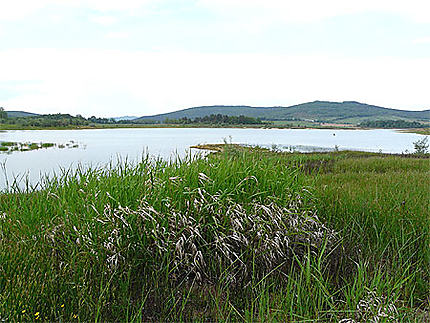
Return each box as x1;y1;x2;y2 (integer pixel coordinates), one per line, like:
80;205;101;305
0;108;130;127
359;120;426;129
1;112;91;127
0;109;263;127
163;114;263;125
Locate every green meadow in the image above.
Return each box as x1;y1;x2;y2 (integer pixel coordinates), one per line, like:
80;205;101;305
0;146;429;321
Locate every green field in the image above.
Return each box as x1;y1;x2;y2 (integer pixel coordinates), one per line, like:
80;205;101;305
0;147;429;321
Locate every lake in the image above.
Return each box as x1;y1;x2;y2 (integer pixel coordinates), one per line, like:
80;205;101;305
0;128;426;191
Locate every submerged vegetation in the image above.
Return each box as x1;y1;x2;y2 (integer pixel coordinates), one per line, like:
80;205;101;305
0;147;429;321
0;141;79;153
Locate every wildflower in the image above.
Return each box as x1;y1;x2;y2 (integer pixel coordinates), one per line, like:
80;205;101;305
61;304;65;308
21;310;26;314
35;312;40;316
73;314;78;319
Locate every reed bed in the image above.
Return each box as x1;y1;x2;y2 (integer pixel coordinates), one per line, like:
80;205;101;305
0;147;428;321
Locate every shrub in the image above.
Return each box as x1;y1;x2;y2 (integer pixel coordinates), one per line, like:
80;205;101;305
413;136;429;154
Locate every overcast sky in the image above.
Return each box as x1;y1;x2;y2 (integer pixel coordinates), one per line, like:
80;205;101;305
1;0;429;117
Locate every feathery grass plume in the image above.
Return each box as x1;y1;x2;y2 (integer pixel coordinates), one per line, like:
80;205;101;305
91;180;338;286
339;289;399;323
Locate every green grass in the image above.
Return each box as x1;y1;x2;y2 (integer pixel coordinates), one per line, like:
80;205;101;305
0;141;16;147
0;148;429;321
310;155;429;303
41;143;55;148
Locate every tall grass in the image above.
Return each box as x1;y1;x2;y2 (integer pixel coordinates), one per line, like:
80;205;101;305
0;148;428;321
312;156;430;309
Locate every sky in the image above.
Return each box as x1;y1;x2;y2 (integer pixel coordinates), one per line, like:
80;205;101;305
0;0;429;117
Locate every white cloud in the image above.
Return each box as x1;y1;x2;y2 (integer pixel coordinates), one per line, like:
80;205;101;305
90;15;118;26
0;2;49;20
0;49;429;116
105;31;130;39
0;0;156;20
67;0;156;12
413;37;430;44
2;0;430;23
198;0;430;23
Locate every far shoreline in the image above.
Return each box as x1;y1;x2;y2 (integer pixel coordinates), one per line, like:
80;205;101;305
0;123;428;135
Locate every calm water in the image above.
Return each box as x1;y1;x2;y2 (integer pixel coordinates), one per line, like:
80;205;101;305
0;128;426;190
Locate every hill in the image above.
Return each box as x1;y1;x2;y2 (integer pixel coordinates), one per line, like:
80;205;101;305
6;111;39;118
135;101;430;124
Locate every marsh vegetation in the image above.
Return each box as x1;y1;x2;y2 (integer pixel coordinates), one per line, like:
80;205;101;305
0;146;428;321
0;141;79;153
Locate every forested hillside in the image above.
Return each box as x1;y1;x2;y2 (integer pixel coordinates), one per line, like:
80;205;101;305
135;101;430;124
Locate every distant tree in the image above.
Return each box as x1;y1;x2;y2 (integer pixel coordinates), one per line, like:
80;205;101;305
359;120;425;129
0;107;7;120
168;114;263;125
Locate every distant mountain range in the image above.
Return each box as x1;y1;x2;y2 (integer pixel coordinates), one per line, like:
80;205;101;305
136;101;430;124
112;116;138;121
5;101;430;125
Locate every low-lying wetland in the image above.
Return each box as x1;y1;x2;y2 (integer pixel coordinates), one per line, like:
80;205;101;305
0;140;79;153
0;145;428;321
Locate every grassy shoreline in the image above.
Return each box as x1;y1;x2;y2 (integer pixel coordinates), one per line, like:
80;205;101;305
0;147;429;321
400;128;430;135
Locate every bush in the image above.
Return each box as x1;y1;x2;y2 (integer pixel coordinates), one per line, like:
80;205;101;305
413;136;429;154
